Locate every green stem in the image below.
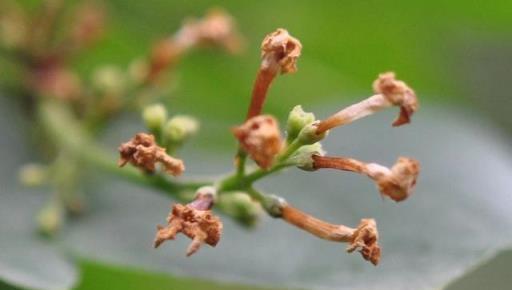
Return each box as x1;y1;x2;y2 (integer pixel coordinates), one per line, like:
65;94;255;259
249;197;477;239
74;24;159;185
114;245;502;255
38;99;208;198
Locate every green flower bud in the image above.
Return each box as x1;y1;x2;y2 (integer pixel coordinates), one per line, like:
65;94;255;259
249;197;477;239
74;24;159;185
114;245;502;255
92;65;126;95
288;142;325;171
163;115;199;145
217;192;262;227
286;105;315;143
142;104;168;133
262;194;287;218
37;201;63;236
297;121;327;145
18;164;47;187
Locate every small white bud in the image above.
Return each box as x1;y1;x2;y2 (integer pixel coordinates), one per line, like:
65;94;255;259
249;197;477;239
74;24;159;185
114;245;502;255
142;104;168;133
163;115;199;144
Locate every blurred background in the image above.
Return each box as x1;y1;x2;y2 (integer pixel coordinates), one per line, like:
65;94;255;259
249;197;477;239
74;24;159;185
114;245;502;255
1;0;512;289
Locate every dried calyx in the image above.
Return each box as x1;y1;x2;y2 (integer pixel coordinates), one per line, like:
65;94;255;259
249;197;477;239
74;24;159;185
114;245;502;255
315;72;418;134
312;155;419;202
154;186;223;256
118;132;184;176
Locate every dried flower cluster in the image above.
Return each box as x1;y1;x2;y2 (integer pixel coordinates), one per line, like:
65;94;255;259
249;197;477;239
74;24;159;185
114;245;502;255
118;133;184;176
0;2;422;266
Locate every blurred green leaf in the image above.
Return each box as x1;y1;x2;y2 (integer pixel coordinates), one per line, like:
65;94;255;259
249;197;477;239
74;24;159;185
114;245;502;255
74;260;293;290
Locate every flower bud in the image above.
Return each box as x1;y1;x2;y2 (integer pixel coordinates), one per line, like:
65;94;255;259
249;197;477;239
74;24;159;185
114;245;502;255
286;105;315;143
297;121;327;145
142;104;168;133
217;192;262;227
163;115;199;145
288;143;325;171
37;201;63;235
92;65;126;96
18;164;47;187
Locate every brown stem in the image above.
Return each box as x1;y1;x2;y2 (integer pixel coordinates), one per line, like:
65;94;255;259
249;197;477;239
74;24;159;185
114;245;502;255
246;68;277;120
281;205;354;242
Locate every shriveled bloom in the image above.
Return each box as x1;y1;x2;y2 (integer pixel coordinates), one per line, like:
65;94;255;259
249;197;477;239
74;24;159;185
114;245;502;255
316;72;418;134
174;9;241;53
346;219;381;265
147;9;241;83
233;115;283;169
365;157;420;202
312;155;419;202
281;204;381;265
372;72;418;126
118;133;184;176
246;28;302;119
260;28;302;74
154;187;222;256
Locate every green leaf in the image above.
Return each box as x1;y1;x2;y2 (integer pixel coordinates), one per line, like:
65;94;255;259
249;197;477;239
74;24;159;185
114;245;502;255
443;248;512;290
59;104;512;290
74;260;292;290
0;97;78;290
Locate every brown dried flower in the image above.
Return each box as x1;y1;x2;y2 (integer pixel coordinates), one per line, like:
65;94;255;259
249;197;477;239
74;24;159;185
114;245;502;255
281;204;380;265
312;155;420;202
260;28;302;74
372;71;418;127
175;9;241;53
118;133;184;176
315;72;418;134
346;219;381;265
146;9;241;83
233;115;283;169
365;157;420;202
154;187;222;256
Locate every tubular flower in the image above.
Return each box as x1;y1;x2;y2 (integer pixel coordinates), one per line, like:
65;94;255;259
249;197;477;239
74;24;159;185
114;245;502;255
315;72;418;134
312;155;420;202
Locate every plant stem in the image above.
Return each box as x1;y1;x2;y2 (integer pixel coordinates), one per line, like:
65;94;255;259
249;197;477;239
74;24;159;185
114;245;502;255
38;99;208;198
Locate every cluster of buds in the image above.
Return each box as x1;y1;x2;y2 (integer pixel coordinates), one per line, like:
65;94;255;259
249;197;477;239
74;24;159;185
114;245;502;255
141;103;199;153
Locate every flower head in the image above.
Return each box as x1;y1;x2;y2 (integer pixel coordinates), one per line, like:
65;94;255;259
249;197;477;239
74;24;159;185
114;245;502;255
118;133;184;176
366;157;420;202
260;28;302;74
233;115;283;169
372;72;418;126
346;219;381;266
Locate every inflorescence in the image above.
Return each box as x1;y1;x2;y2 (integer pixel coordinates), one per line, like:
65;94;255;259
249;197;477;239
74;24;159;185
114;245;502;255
118;28;420;265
